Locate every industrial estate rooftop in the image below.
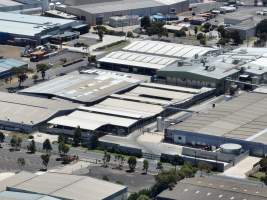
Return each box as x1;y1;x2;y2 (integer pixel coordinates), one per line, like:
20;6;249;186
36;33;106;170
169;91;267;144
0;58;27;77
0;172;127;200
157;176;267;200
21;70;144;103
99;51;178;70
0;92;77;126
123;40;216;59
70;0;187;14
0;0;21;7
0;12;78;37
48;83;211;132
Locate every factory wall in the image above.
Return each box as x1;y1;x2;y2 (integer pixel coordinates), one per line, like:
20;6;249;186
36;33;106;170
165;129;267;156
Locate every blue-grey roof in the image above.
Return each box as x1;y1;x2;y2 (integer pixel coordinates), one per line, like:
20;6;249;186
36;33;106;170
0;12;79;37
0;58;27;75
0;191;60;200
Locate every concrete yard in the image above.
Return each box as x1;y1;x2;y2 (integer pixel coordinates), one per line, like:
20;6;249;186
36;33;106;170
221;156;261;179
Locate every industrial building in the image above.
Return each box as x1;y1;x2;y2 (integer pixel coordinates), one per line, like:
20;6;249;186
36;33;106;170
0;171;127;200
0;58;28;79
63;0;189;25
0;12;87;45
224;13;258;40
156;58;239;92
0;92;77;132
98;40;217;75
20;70;144;104
99;51;178;75
165;89;267;156
156;175;267;200
48;83;214;135
122;40;217;59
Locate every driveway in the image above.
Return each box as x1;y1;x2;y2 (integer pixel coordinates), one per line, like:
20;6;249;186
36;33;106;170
221;156;261;179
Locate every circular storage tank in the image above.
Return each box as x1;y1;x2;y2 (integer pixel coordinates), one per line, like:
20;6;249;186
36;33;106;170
220;143;242;155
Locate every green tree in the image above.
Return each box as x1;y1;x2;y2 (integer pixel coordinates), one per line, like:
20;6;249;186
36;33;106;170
146;22;168;38
32;74;39;83
128;156;137;172
200;37;207;45
102;151;111;167
36;63;50;80
40;154;50;170
58;134;65;144
217;25;226;38
196;33;205;40
256;19;267;38
17;157;26;170
260;157;267;173
62;143;70;155
10;135;17;149
172;155;183;171
157;161;163;172
27;139;36;154
141;16;151;30
174;30;186;37
143;159;149;174
11;67;29;88
10;135;22;150
73;126;82;147
43;139;52;153
194;26;198;35
137;194;150;200
0;131;5;143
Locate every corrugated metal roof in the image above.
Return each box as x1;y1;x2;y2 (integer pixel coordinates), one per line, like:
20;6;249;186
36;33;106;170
123;40;216;59
99;51;177;70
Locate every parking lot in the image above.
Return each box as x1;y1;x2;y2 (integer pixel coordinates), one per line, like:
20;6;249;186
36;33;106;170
0;147;61;172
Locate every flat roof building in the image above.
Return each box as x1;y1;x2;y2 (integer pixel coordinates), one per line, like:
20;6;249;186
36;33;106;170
20;70;144;104
99;51;178;75
0;12;84;44
157;175;267;200
0;172;127;200
48;83;214;135
0;92;78;132
123;40;217;59
64;0;189;25
99;40;218;76
165;90;267;156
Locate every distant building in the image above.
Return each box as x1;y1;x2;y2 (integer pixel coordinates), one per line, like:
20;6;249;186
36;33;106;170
0;12;87;45
63;0;189;25
157;175;267;200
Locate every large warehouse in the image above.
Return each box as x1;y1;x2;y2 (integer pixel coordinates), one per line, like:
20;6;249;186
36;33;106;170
48;83;214;135
98;40;217;75
0;172;127;200
20;70;144;104
0;92;77;132
123;40;217;59
165;89;267;156
0;12;86;45
64;0;189;25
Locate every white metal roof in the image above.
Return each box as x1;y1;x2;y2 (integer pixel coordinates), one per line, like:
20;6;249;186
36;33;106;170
123;40;216;59
99;51;177;70
0;12;77;37
49;110;138;130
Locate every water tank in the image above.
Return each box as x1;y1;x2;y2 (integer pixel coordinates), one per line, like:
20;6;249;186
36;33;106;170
157;116;163;132
220;143;242;155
